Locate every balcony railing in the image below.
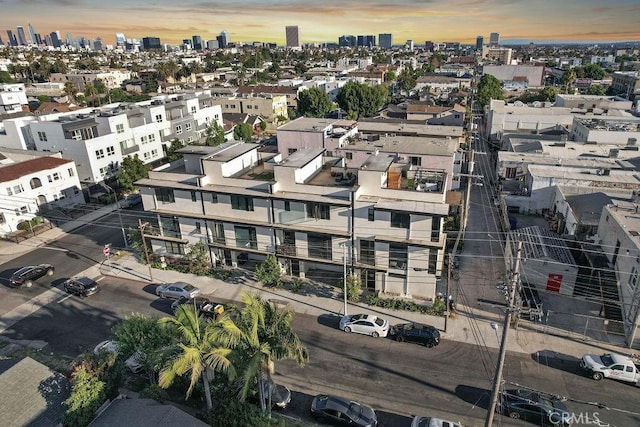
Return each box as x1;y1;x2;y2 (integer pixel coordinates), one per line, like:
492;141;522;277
276;244;297;256
208;236;226;245
122;144;140;155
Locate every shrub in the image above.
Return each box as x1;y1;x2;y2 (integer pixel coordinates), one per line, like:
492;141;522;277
141;384;165;402
289;278;304;293
62;365;107;427
255;255;283;288
212;269;232;281
364;294;447;316
344;274;361;302
201;396;284;427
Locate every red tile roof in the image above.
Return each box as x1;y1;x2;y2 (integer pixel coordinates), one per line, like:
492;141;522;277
0;156;73;183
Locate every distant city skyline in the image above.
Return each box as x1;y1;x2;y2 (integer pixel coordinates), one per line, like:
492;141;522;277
1;0;640;46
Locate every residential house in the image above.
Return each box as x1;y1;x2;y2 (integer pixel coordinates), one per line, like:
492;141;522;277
406;103;466;126
217;93;288;121
0;148;83;235
50;70;134;91
237;85;299;108
0;83;28;115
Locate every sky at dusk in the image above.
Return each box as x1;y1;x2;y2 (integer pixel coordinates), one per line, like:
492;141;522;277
1;0;640;46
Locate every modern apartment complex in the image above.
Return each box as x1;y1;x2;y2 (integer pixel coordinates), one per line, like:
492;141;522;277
136;140;450;300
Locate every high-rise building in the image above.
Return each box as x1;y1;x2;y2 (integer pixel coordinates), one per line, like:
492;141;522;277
115;32;126;47
357;35;375;47
425;41;434;52
406;40;414;51
142;37;161;50
192;35;202;50
6;30;18;47
27;23;37;44
66;33;74;46
476;35;484;50
489;32;500;47
182;39;192;50
34;34;42;45
93;38;103;51
206;39;219;50
285;26;300;48
16;26;27;46
338;35;356;47
49;32;61;48
216;30;229;49
0;35;4;46
378;33;392;49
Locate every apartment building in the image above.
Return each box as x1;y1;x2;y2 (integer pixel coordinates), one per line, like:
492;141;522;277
597;203;640;349
0;83;28;115
218;94;288;121
611;71;640;98
570;117;640;145
50;70;134;91
136;142;449;300
0;148;83;235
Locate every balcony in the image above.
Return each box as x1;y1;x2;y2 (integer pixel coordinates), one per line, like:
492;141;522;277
276;244;297;257
208;236;226;245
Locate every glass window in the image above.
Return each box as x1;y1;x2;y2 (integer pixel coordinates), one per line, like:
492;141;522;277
175;125;183;135
68;168;74;177
211;193;218;203
30;177;42;189
37;131;47;142
155;188;175;203
140;135;148;144
155;114;163;122
149;134;156;143
195;221;201;233
360;240;375;265
306;202;330;220
95;149;105;159
234;226;257;249
160;216;181;238
389;244;407;269
106;146;115;156
367;208;375;221
428;248;437;274
308;233;332;260
164;241;184;255
191;191;197;202
116;123;125;134
186;123;192;131
391;212;410;229
231;195;254;211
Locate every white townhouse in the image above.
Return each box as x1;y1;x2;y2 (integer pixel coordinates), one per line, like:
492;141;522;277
136;142;450;301
0;148;83;235
597;202;640;349
0;83;28;115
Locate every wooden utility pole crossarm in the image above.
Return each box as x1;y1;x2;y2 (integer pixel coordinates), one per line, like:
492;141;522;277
138;219;154;282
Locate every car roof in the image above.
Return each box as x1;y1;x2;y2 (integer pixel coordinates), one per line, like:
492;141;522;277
349;314;379;322
73;277;97;286
316;395;351;412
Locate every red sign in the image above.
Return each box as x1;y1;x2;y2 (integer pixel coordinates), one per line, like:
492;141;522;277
546;273;563;293
103;246;110;257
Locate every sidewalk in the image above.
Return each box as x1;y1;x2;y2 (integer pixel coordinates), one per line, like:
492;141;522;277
0;205;633;362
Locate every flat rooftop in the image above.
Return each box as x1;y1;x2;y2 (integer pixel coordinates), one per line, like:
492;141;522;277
277;117;356;132
347;135;458;156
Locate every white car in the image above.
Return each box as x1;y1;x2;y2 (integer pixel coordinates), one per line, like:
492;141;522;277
155;281;201;300
93;340;144;374
411;416;463;427
339;314;389;338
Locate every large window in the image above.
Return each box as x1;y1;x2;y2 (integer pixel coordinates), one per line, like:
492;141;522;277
359;240;375;265
155;188;175;203
431;216;441;242
116;124;125;134
160;216;181;239
391;212;410;229
235;226;257;249
30;178;42;189
308;233;332;260
210;222;225;243
164;241;185;255
389;244;408;270
231;195;254;211
306;202;330;220
428;248;438;274
37;131;47;142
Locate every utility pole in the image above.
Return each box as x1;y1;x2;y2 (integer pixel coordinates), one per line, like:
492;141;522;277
138;219;154;281
342;242;348;316
485;240;522;427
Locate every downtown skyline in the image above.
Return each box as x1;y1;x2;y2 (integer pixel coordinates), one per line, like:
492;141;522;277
1;0;640;46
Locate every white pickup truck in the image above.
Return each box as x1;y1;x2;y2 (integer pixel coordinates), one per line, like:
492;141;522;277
580;352;640;384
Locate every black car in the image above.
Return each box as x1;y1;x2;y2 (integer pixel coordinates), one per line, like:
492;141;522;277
498;389;570;426
248;379;291;409
310;394;377;427
63;276;100;297
390;322;440;348
9;264;55;288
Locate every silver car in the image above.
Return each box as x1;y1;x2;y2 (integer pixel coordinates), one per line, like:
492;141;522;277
155;281;201;299
339;314;389;338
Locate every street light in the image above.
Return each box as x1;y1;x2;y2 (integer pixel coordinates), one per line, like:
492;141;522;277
341;242;349;316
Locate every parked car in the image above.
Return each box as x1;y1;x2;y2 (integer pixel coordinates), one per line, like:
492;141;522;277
93;340;144;373
497;389;570;426
9;264;55;288
390;322;440;348
119;193;142;208
339;314;389;338
411;416;463;427
155;282;201;300
171;296;224;319
310;394;377;427
63;276;100;297
580;352;640;383
248;379;291;409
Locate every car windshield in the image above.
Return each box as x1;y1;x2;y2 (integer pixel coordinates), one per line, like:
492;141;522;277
183;284;196;291
374;317;386;327
600;354;614;365
350;314;366;321
346;401;361;420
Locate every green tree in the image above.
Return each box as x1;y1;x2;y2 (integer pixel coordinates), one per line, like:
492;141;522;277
587;85;607;96
185;241;212;275
213;292;308;415
116;155;148;191
397;66;417;94
561;68;577;93
255;255;283;288
233;122;254;143
37;95;51;103
539;86;559;102
0;70;14;83
477;74;504;106
205;121;226;146
384;71;396;83
64;82;78;101
344;273;362;302
580;64;607;80
84;82;98;107
62;365;106;427
336;81;387;119
166;138;185;162
112;313;175;384
297;87;333;117
159;305;236;410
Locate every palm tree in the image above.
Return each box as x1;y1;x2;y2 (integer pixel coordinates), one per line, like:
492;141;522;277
84;82;98;107
159;305;235;410
213;292;308;414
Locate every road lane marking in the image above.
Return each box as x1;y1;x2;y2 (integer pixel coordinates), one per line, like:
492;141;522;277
57;294;73;303
96;277;105;282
